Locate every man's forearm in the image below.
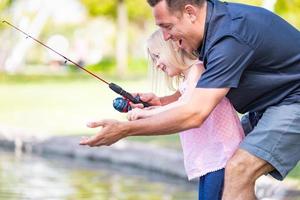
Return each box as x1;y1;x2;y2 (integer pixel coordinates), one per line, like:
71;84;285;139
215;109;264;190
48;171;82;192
124;87;229;137
123;104;204;137
80;88;228;147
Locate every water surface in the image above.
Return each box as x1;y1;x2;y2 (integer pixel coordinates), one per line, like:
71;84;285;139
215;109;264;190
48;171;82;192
0;150;197;200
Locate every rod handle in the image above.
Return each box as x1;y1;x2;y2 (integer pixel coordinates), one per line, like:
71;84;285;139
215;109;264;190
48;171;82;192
109;83;151;107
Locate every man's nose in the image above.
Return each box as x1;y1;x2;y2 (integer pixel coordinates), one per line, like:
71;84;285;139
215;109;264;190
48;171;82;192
162;30;172;41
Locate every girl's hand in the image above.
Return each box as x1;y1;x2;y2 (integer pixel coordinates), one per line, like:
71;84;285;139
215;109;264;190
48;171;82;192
130;93;162;109
127;108;149;121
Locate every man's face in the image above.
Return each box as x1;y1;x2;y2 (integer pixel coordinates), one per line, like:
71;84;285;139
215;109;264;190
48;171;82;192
153;0;202;54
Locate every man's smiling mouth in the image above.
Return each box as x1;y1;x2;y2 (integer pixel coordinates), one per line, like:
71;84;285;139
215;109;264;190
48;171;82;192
178;39;183;48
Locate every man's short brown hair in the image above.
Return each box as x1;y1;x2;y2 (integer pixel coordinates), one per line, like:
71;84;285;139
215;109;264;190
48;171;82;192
147;0;205;12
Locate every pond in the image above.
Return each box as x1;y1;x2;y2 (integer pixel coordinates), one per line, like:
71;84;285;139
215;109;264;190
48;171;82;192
0;150;197;200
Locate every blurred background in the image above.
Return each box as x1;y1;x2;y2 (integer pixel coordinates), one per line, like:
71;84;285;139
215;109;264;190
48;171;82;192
0;0;299;199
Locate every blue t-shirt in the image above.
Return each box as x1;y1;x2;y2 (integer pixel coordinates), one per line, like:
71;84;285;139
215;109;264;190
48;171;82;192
197;0;300;113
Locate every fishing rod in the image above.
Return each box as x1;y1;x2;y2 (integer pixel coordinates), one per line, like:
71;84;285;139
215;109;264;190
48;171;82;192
2;20;150;112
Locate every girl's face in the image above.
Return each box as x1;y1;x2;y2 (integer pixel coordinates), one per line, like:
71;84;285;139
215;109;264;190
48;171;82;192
149;49;182;77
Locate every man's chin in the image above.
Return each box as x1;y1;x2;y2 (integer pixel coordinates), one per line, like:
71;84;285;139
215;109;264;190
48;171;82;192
178;45;187;52
181;47;193;54
177;43;194;54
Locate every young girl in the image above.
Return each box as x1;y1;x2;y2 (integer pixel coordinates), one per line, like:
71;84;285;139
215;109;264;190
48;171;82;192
127;30;244;200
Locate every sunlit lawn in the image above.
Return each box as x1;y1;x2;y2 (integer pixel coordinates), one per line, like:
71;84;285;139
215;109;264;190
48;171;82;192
0;73;299;183
0;73;181;148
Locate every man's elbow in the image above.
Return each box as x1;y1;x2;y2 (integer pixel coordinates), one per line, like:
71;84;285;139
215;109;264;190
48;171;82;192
184;104;210;129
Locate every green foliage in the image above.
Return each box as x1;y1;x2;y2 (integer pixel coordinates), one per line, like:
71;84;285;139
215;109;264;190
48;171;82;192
0;0;13;29
275;0;300;29
86;57;116;74
80;0;116;18
126;0;152;22
288;163;300;181
227;0;262;6
0;0;12;12
80;0;151;22
228;0;300;29
127;57;148;75
85;57;148;77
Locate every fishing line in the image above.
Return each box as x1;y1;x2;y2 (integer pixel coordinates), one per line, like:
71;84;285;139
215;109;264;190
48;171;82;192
2;20;150;111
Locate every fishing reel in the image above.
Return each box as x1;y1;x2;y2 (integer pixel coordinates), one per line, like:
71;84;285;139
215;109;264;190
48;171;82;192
113;96;142;113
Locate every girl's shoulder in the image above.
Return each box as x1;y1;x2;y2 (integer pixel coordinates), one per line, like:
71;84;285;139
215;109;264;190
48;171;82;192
186;62;204;83
194;61;205;72
179;60;205;94
178;80;188;94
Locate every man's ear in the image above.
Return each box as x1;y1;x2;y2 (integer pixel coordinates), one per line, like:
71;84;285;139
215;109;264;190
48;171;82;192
184;5;198;22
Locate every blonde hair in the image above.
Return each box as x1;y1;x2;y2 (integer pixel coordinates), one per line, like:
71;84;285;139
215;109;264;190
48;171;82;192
147;29;197;91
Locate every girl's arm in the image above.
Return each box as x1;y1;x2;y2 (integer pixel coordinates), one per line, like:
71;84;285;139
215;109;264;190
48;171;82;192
160;90;181;105
127;94;184;121
128;66;201;121
130;90;181;109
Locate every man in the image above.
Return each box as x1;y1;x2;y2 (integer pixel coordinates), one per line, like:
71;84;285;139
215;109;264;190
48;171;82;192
80;0;300;199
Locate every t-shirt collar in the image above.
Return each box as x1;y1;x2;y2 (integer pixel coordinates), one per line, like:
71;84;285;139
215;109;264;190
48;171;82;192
197;0;214;61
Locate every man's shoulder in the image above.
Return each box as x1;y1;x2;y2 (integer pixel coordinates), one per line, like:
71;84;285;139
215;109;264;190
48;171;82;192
207;0;291;51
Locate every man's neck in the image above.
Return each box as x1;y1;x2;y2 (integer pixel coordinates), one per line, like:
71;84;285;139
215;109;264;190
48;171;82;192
198;1;208;47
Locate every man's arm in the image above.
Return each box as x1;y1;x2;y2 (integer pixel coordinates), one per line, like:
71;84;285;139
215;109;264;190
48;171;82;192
80;87;229;146
126;87;229;135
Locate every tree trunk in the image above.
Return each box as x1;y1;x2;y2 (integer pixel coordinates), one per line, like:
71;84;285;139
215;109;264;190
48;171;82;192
4;0;50;73
116;0;128;78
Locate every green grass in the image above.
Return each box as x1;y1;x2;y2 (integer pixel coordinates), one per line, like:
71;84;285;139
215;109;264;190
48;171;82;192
0;73;141;135
0;72;180;148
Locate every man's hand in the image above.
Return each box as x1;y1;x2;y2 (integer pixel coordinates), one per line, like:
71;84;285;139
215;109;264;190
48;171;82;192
79;119;127;147
130;93;162;108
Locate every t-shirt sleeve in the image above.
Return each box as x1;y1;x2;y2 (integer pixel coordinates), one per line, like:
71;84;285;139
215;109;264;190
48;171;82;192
197;36;255;88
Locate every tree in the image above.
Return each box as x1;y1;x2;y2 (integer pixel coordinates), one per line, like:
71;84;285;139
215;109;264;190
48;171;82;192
228;0;262;6
0;0;13;28
229;0;300;29
1;0;54;73
275;0;300;29
0;0;13;71
80;0;151;77
0;0;12;12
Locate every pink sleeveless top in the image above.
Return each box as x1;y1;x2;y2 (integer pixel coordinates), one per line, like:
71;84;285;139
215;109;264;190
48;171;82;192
179;82;244;180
